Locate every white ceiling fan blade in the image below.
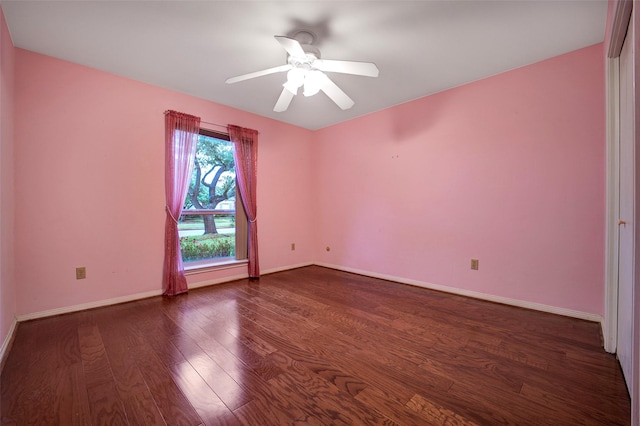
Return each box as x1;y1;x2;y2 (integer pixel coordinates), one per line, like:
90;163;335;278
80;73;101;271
274;88;295;112
274;36;306;58
319;74;354;110
226;64;292;84
314;59;379;77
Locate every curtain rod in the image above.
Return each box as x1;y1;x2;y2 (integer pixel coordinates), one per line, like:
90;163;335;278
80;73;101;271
163;110;260;134
201;121;229;131
163;110;228;131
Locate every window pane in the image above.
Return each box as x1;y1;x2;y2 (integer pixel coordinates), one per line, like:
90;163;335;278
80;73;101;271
180;132;240;263
178;214;236;262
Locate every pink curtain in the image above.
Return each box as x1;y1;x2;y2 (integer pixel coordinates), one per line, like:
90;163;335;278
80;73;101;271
163;110;200;296
229;125;260;278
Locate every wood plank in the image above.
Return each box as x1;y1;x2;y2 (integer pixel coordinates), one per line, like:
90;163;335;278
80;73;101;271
68;363;92;425
126;327;203;425
78;323;129;424
355;386;434;425
520;383;630;425
406;393;479;426
78;324;116;387
85;381;129;425
98;321;168;425
265;350;393;425
170;334;252;411
52;363;92;425
170;361;241;426
232;397;297;425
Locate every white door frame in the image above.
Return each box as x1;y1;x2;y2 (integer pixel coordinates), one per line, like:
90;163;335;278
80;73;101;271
605;0;632;355
604;54;620;354
604;1;638;424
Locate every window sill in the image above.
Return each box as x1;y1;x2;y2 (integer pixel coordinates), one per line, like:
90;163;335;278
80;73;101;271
184;258;248;275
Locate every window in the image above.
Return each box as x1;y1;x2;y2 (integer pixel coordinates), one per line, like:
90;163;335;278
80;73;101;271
178;129;247;267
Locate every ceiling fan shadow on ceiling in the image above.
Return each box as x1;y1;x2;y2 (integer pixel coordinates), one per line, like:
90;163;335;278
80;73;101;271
225;31;379;112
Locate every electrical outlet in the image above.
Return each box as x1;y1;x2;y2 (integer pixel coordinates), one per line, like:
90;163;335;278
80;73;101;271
76;267;87;280
291;243;295;251
470;259;479;270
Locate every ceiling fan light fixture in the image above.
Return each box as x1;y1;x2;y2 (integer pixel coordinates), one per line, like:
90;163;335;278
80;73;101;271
287;68;305;85
283;80;300;95
303;70;323;97
283;67;305;94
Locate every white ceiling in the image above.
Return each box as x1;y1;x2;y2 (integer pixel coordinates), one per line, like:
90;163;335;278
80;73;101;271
2;1;607;130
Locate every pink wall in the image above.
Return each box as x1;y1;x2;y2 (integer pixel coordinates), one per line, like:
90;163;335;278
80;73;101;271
11;41;606;317
0;7;15;349
312;43;606;315
14;49;314;315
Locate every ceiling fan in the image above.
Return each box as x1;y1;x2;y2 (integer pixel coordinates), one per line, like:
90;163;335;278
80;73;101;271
225;31;379;112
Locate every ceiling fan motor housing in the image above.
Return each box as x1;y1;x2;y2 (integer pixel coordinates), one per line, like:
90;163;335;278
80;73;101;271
292;30;321;59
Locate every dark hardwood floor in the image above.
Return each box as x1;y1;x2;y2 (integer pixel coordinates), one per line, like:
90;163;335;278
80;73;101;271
1;266;631;425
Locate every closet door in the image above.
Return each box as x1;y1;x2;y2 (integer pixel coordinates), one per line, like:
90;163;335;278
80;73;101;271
617;15;634;391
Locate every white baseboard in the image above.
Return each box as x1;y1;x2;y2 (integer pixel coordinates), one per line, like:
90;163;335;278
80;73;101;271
189;262;313;288
262;262;314;275
14;262;314;321
0;317;17;369
189;273;249;289
16;289;163;322
13;261;601;326
314;262;603;323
